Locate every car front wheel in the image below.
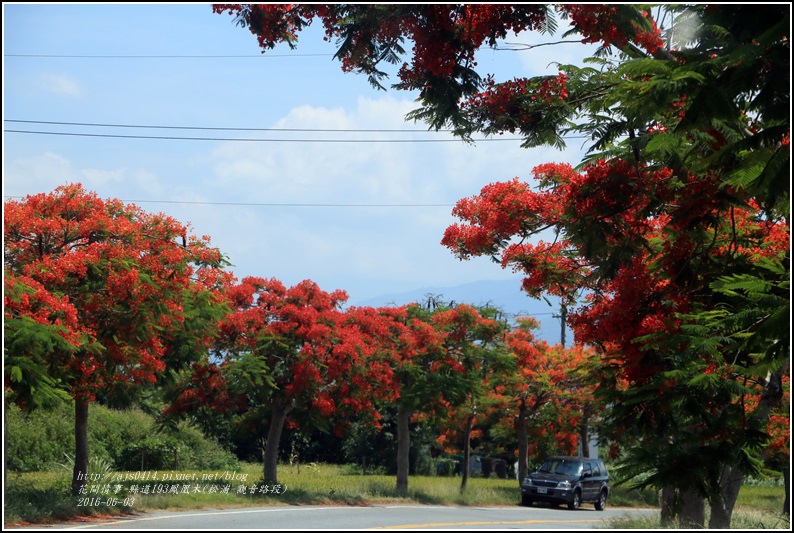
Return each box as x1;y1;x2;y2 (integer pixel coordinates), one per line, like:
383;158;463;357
595;490;607;511
568;490;581;510
521;494;533;507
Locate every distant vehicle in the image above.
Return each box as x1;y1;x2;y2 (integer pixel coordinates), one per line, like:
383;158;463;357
520;456;609;510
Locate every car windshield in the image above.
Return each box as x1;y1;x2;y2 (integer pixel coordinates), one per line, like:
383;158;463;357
538;459;583;476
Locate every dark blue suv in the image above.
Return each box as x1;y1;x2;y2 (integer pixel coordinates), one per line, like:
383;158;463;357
520;456;609;510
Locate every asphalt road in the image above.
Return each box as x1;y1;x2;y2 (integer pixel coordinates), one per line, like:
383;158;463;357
30;504;658;530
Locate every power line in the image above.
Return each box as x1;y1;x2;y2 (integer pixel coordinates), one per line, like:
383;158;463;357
4;53;333;59
5;119;591;141
4;119;454;133
2;44;535;60
125;199;455;208
2;196;455;208
4;129;522;143
4;47;529;59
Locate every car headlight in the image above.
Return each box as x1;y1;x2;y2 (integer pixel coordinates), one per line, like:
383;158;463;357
556;481;571;489
522;478;533;486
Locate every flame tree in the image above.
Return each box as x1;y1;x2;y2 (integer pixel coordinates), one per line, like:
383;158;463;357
428;303;511;493
217;4;789;526
501;320;599;482
4;184;230;494
166;277;393;484
348;301;483;495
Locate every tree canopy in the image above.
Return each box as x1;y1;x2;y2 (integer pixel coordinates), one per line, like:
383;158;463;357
4;183;231;493
216;4;790;527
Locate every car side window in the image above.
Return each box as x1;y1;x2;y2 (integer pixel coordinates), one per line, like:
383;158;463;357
593;463;601;476
583;463;592;477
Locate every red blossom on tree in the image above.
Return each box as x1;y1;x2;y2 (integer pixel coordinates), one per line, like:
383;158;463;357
213;4;666;133
167;276;414;485
217;4;789;525
561;5;663;54
4;183;230;494
496;320;598;480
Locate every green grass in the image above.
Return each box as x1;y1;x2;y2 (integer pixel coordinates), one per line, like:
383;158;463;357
734;484;788;513
4;470;134;525
273;463;520;506
599;481;789;529
4;464;788;528
603;484;660;508
601;510;790;530
3;463;520;525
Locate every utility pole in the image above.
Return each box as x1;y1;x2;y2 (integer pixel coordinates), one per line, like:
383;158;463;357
552;301;567;347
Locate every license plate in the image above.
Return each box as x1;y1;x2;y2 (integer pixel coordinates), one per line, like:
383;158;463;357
537;487;548;494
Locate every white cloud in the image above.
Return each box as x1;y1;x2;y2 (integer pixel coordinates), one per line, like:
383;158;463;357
131;170;164;197
3;154;171;210
3;5;572;309
3;98;558;303
3;152;79;196
204;96;544;294
39;72;83;98
81;167;126;186
210;96;440;205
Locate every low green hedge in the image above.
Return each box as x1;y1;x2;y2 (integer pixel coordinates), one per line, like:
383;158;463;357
5;401;238;472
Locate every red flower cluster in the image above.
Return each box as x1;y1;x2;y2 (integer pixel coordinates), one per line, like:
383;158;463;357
389;5;548;84
442;177;560;260
5;183;228;401
213;4;307;50
462;73;569;133
560;5;663;54
537;73;569;104
163;361;243;418
442;152;790;390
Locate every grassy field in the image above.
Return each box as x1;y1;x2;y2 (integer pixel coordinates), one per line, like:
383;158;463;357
598;480;790;529
4;463;788;529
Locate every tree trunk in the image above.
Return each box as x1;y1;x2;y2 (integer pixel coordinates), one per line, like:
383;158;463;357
709;465;744;528
680;489;706;528
579;416;590;458
72;398;89;496
396;404;412;495
661;485;705;528
516;403;528;484
263;400;292;484
460;412;474;494
706;365;787;528
4;405;8;491
756;365;788;520
660;485;675;526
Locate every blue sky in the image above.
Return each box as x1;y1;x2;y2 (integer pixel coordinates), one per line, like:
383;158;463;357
3;3;599;305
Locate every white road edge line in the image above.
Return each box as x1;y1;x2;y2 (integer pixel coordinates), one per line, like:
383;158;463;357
62;506;374;529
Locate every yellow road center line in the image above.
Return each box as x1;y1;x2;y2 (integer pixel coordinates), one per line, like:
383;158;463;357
370;518;600;529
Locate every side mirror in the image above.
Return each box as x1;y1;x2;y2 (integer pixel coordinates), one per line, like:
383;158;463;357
582;472;592;479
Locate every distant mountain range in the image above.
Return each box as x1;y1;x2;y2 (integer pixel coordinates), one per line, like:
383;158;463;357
348;279;572;346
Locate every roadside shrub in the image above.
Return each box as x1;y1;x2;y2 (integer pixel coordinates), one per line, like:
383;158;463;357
117;435;181;471
5;401;75;471
89;406;152;467
340;463;388;476
174;425;239;470
5;401;238;472
435;458;457;477
414;449;436;476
